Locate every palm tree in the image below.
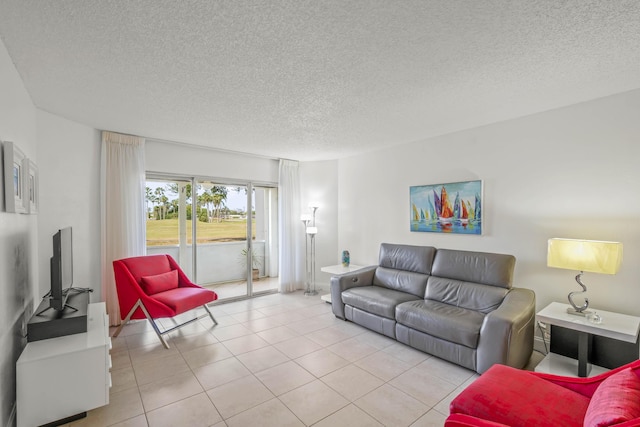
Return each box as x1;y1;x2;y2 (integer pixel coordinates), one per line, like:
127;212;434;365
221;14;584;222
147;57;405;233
212;193;226;222
145;187;154;219
168;199;179;217
199;191;214;222
154;187;167;219
211;186;228;222
160;194;169;220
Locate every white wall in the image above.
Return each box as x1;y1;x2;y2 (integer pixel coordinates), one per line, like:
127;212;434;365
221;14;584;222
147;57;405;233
36;111;101;299
0;38;101;427
320;89;640;316
146;140;279;184
0;37;38;427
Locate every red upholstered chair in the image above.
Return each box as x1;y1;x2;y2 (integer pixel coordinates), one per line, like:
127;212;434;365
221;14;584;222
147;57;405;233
112;254;218;348
446;359;640;427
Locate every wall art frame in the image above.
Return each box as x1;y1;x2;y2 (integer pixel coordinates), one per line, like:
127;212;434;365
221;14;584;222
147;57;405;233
2;141;27;213
410;179;483;235
24;158;38;214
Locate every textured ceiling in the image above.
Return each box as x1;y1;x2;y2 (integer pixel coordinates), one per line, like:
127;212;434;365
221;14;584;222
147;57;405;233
1;1;639;161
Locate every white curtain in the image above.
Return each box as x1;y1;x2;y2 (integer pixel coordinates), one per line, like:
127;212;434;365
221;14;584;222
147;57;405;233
101;131;146;326
278;159;305;292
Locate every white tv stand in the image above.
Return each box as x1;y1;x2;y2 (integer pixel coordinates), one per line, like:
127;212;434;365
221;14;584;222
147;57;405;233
17;302;111;427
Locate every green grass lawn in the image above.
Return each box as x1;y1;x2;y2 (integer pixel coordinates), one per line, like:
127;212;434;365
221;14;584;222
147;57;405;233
146;219;255;245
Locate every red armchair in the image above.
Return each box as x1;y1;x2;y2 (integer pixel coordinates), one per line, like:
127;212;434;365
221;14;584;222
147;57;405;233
112;254;218;348
446;359;640;427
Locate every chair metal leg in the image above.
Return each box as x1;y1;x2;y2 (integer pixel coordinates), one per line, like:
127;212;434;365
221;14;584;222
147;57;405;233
203;303;218;325
136;301;171;349
112;300;217;350
112;300;142;338
111;300;170;349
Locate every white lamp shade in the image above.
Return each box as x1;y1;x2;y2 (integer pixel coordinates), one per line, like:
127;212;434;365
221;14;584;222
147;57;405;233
306;226;318;235
300;214;312;221
547;238;623;275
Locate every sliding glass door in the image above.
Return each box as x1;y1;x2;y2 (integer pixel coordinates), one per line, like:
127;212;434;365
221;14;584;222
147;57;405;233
194;181;251;300
146;175;278;301
253;184;279;294
145;177;194;276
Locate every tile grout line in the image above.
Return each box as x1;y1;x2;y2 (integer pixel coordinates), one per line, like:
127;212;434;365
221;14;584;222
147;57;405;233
94;292;460;427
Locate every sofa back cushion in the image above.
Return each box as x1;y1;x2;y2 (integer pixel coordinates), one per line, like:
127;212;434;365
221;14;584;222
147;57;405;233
378;243;436;274
431;249;515;289
373;267;430;298
119;254;173;285
426;277;509;313
373;243;436;297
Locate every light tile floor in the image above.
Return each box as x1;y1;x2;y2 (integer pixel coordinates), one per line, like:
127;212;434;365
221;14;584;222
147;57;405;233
204;277;280;301
65;291;481;427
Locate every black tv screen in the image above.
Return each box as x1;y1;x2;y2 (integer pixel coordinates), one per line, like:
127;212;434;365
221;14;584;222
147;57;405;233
50;227;73;311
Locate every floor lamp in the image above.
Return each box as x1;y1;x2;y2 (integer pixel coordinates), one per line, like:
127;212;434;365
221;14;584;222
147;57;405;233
301;215;311;293
302;205;319;296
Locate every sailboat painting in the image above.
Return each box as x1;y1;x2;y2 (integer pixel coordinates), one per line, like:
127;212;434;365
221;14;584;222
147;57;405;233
410;180;482;235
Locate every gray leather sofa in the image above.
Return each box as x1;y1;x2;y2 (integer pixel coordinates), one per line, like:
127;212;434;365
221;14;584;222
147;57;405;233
330;243;535;373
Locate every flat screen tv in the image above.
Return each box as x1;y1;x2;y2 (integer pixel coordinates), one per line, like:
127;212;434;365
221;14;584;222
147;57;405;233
48;226;73;311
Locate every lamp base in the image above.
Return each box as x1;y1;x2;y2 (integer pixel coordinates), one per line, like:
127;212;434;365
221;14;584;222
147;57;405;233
566;307;592;317
304;290;318;296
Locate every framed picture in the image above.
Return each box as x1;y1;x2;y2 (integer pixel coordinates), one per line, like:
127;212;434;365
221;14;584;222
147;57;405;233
2;141;27;213
23;158;38;214
410;180;483;235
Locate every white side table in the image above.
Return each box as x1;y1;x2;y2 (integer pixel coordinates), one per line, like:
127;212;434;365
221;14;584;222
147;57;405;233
535;302;640;377
320;264;366;303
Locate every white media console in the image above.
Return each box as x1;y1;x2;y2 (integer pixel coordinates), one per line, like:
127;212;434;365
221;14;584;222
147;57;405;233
17;302;111;427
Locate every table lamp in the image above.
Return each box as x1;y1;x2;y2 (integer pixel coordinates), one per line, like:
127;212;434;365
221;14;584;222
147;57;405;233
547;238;623;316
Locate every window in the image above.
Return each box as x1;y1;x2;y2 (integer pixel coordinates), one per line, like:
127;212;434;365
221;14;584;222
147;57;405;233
146;175;278;301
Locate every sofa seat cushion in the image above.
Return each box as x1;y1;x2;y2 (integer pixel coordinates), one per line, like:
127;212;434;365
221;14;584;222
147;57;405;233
153;287;216;314
396;300;485;348
342;286;421;319
450;364;590;427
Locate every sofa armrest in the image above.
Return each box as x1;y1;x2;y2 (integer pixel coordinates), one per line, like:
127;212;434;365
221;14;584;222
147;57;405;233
330;266;377;319
476;287;536;373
